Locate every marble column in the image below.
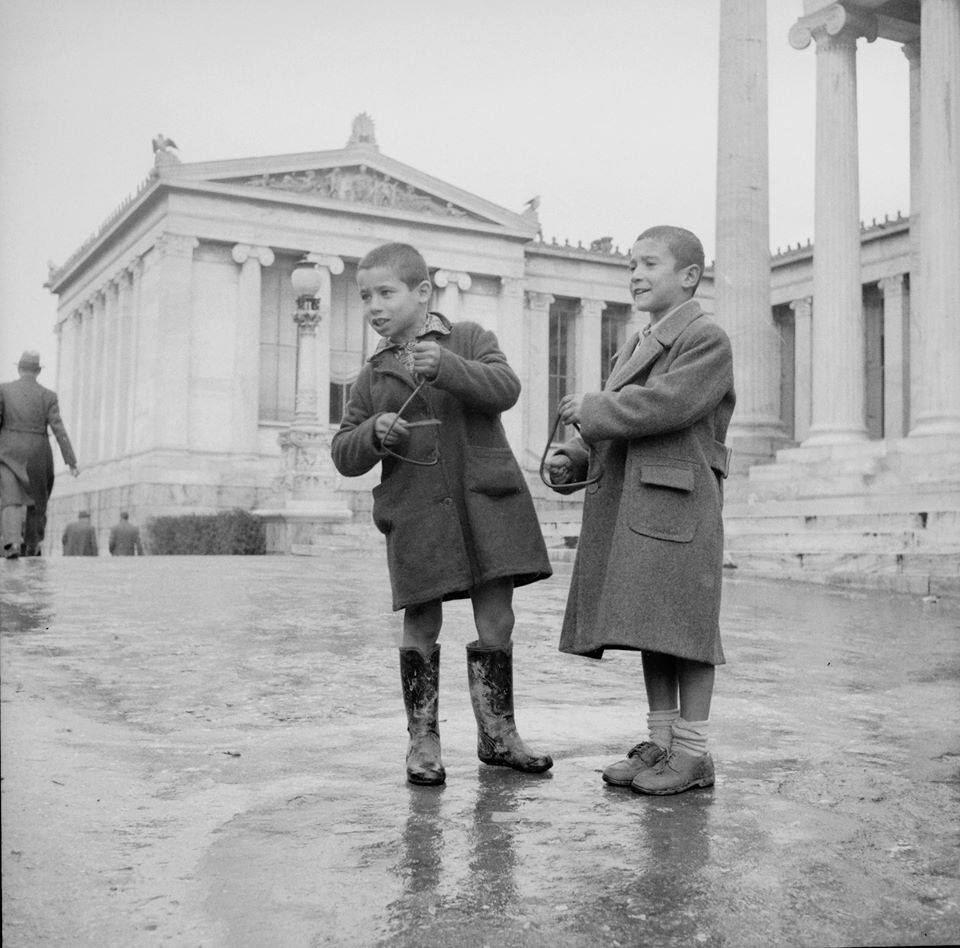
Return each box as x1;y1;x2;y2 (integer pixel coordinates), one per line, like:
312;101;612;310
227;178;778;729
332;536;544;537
100;278;121;462
717;0;785;453
156;234;199;450
433;269;472;321
903;40;922;431
524;292;553;461
878;274;908;438
790;297;813;443
86;290;108;463
73;307;90;462
497;277;526;458
55;312;78;455
304;253;344;429
575;299;605;396
123;259;144;457
790;5;876;445
910;0;960;436
232;244;275;454
113;267;135;459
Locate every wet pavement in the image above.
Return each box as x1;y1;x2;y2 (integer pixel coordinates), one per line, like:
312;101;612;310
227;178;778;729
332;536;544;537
1;553;959;947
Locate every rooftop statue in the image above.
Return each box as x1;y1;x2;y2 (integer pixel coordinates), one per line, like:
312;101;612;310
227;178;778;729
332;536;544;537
347;113;378;150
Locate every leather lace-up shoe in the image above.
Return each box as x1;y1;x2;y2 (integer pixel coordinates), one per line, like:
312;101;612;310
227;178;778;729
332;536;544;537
630;749;715;795
602;740;666;786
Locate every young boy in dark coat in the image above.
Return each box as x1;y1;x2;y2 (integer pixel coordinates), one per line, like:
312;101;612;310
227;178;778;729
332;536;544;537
331;242;553;786
545;226;735;795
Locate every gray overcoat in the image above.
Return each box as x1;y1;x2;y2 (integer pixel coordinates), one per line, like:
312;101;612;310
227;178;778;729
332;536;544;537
331;316;551;610
552;300;735;664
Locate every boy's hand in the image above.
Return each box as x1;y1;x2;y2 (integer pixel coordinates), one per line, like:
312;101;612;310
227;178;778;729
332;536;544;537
412;341;441;380
545;454;574;485
559;394;584;427
375;413;409;447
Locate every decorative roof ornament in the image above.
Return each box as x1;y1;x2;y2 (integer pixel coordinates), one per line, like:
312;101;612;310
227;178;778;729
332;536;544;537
152;133;181;173
347;113;378;150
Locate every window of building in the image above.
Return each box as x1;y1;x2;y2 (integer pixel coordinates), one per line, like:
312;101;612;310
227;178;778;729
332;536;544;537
548;297;577;439
259;261;298;423
601;303;632;388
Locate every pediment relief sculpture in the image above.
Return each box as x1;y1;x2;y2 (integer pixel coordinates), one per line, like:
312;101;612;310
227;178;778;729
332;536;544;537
218;166;481;221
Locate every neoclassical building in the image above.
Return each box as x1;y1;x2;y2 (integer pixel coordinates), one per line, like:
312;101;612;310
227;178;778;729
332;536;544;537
43;1;958;593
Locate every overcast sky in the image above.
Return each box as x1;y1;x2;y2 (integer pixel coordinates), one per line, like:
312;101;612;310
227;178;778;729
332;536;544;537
0;0;910;381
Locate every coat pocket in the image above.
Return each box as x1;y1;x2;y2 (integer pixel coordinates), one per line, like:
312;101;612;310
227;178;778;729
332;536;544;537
627;460;698;542
464;445;526;497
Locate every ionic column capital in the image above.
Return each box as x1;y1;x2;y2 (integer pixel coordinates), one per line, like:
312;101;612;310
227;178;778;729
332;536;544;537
303;252;344;275
524;291;554;313
878;273;906;295
789;3;877;50
498;276;525;298
231;243;275;267
434;269;472;291
579;298;607;318
789;296;813;319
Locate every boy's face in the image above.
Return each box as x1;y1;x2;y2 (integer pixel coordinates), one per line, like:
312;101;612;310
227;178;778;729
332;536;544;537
628;237;700;321
357;266;431;343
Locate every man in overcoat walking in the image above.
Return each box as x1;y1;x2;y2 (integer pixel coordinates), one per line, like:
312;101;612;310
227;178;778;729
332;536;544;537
0;351;79;558
109;511;144;556
63;511;98;556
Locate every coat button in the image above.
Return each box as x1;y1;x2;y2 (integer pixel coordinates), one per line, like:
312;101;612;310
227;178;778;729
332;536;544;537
442;497;453;507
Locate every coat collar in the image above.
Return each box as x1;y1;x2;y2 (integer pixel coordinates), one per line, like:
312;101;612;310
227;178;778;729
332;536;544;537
605;298;703;391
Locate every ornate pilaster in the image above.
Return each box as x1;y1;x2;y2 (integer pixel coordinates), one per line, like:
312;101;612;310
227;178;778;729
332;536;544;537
575;299;606;396
232;244;275;454
524;292;554;461
717;0;785;457
911;0;960;435
791;4;875;445
789;297;813;443
156;233;199;449
433;269;472;321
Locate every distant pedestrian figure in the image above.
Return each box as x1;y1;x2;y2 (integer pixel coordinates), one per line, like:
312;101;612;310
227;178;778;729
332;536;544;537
545;225;735;796
63;510;98;557
109;511;144;556
332;242;553;787
0;350;79;558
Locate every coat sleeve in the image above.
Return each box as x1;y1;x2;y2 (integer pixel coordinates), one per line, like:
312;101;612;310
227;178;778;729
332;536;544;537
45;393;77;467
330;371;388;477
109;527;117;555
578;324;734;444
430;323;520;414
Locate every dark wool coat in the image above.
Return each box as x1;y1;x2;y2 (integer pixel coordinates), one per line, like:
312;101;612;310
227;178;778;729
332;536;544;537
331;316;551;610
552;300;735;664
0;377;77;514
62;519;98;556
109;521;144;556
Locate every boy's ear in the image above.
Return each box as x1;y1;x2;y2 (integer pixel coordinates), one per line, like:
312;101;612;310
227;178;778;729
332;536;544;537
680;264;701;290
416;279;433;301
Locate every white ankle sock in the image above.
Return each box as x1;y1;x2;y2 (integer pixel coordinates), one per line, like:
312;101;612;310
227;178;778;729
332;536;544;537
671;718;709;757
646;708;679;750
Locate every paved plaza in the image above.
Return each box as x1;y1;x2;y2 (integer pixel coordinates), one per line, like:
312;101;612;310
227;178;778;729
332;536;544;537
1;552;959;947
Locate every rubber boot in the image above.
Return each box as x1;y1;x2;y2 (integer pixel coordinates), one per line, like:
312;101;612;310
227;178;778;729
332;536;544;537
1;504;24;559
399;645;445;786
466;641;553;774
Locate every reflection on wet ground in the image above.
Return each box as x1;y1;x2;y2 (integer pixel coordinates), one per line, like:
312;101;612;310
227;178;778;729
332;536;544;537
2;553;959;946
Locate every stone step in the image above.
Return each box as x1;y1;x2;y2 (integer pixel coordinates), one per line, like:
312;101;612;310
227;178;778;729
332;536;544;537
723;530;959;554
724;486;960;516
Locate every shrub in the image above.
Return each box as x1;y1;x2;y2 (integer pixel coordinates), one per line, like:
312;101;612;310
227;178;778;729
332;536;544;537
146;508;266;555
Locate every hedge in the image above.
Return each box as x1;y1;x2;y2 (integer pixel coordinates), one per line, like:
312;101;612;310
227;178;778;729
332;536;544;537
146;508;266;555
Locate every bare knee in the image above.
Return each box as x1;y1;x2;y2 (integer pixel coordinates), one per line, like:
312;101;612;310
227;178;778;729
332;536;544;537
471;579;515;648
402;600;442;653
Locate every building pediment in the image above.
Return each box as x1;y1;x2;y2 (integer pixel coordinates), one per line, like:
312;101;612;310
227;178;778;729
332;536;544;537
208;162;490;225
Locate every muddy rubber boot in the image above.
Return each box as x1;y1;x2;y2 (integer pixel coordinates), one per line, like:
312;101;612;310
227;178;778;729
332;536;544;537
466;641;553;774
399;646;446;786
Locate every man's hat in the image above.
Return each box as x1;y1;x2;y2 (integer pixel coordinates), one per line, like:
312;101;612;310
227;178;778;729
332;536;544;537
17;350;42;371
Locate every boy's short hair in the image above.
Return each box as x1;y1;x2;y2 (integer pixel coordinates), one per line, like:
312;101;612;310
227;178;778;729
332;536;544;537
636;225;705;291
357;242;430;290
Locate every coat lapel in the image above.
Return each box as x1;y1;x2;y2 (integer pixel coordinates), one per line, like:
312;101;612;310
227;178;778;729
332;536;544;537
605;299;704;391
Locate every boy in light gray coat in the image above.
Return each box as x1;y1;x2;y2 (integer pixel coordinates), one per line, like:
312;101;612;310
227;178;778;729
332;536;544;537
546;225;735;795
